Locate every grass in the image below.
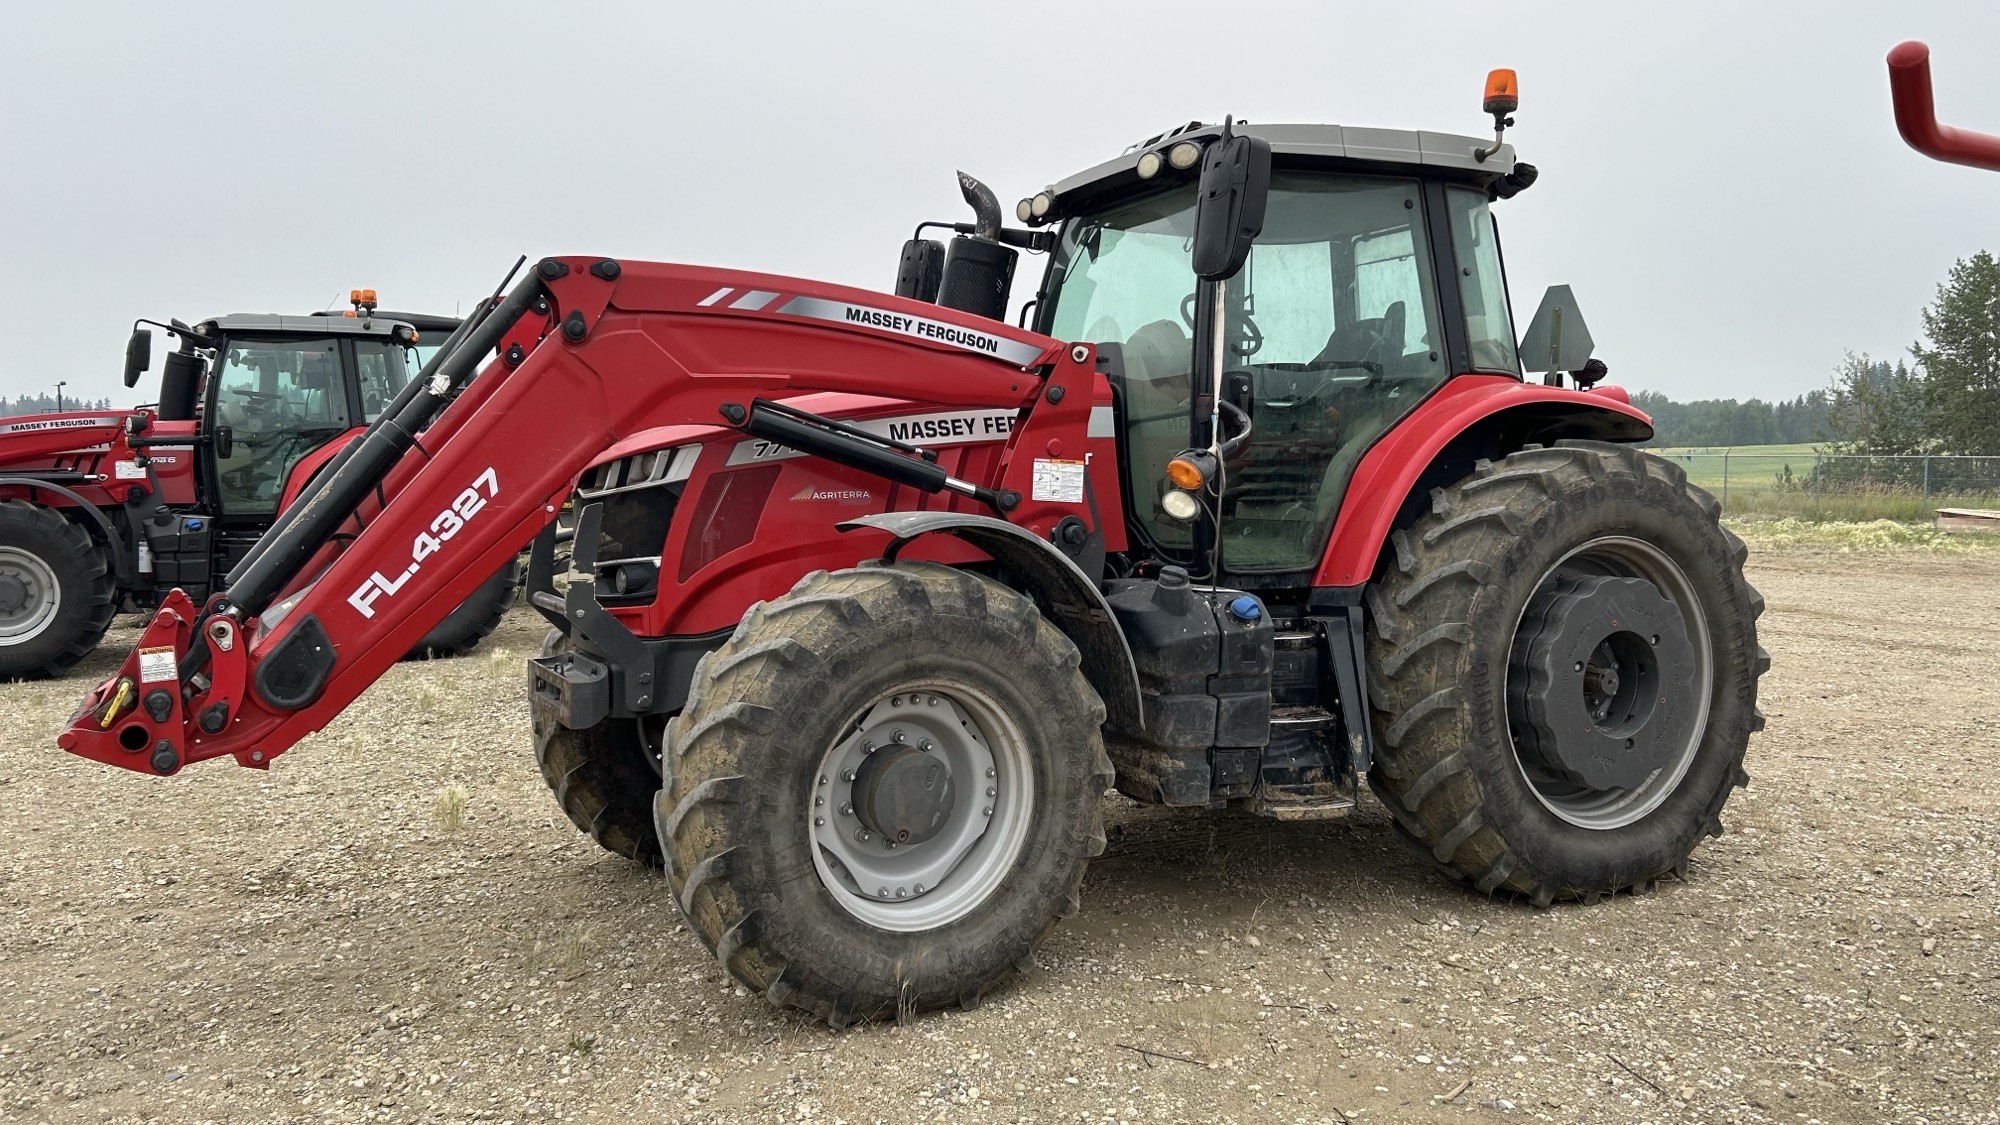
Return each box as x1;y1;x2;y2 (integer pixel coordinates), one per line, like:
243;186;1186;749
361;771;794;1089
432;785;469;832
1646;444;2000;522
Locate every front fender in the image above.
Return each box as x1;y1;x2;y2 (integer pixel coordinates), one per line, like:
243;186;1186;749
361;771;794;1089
1314;376;1653;586
837;511;1143;730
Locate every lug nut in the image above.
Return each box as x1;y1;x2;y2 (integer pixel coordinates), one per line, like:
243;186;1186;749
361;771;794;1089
983;807;993;817
1574;661;1585;673
895;887;907;898
986;787;996;798
842;769;856;782
861;740;874;753
815;795;824;807
878;887;890;898
819;775;828;786
890;696;902;706
927;696;939;706
918;739;934;752
985;767;995;777
841;803;854;816
857;829;872;843
814;816;825;826
892;729;906;743
913;883;925;894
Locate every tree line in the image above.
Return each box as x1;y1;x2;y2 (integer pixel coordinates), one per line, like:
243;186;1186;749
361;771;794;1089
1636;250;2000;455
0;393;114;417
1629;388;1831;449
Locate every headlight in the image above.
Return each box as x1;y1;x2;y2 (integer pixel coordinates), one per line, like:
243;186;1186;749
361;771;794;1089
1167;140;1204;170
1160;489;1201;522
1135;151;1163;180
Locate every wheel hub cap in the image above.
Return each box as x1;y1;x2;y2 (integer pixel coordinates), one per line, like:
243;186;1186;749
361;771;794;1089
809;686;1032;932
0;547;59;643
852;743;957;845
1509;575;1697;791
0;574;26;616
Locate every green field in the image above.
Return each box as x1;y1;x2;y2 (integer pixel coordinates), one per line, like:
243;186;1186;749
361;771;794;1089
1644;444;2000;522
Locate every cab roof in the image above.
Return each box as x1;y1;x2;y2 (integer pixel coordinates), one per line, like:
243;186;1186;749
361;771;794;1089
1039;122;1518;223
197;312;460;337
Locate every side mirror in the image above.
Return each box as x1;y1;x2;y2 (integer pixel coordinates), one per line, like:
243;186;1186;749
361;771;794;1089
1191;128;1271;281
124;328;153;389
211;424;233;460
1517;284;1596;375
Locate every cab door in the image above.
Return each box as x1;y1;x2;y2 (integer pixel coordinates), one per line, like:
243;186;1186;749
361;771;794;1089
205;337;354;522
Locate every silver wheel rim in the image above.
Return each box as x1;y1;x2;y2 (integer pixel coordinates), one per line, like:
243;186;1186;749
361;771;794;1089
809;683;1033;932
1504;536;1713;830
0;546;60;646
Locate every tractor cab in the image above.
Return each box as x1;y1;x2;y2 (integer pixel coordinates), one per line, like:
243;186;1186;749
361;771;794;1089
122;295;448;525
1024;117;1551;579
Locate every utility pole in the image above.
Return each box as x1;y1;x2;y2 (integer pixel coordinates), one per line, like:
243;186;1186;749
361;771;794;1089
54;380;65;413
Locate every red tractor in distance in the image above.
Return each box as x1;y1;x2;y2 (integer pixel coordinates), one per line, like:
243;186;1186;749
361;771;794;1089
0;293;517;679
59;73;1766;1026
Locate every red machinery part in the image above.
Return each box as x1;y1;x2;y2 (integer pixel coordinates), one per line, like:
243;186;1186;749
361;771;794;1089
1887;40;2000;172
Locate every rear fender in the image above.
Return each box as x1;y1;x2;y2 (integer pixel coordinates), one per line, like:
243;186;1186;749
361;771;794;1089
1314;377;1652;587
837;511;1143;730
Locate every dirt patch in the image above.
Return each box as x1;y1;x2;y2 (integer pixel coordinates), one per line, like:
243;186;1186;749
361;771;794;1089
2;548;1997;1123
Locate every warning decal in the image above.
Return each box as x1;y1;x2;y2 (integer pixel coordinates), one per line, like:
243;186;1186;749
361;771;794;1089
138;646;176;684
1031;458;1086;504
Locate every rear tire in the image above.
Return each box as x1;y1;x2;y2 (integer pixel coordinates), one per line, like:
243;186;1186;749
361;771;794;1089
656;562;1111;1027
1365;442;1767;905
404;561;519;659
0;500;116;681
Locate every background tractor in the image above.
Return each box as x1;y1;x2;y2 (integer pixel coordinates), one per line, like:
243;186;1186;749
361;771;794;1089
60;72;1765;1027
0;292;515;678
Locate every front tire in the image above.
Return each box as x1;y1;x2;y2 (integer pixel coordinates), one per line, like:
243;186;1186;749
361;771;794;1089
656;562;1111;1027
0;501;116;681
405;561;519;659
1366;442;1767;904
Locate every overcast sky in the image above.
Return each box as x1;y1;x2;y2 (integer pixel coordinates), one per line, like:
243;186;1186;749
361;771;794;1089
3;0;1997;406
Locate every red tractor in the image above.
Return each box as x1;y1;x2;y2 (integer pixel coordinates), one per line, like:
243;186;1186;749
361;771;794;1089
59;74;1765;1026
0;293;516;678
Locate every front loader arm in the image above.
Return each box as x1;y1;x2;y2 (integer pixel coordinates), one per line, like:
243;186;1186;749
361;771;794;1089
60;257;1085;775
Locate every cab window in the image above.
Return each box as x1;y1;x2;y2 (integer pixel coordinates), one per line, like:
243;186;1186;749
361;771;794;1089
354;340;414;421
1447;188;1520;373
1045;172;1449;572
210;339;352;517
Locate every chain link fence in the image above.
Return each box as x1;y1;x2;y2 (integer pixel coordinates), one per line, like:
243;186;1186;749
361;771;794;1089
1655;450;2000;521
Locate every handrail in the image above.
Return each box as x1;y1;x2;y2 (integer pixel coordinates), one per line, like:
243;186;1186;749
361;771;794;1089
1887;40;2000;172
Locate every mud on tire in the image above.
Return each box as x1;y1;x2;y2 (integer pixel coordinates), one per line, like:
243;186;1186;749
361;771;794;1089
1365;441;1768;905
532;631;663;866
656;561;1113;1028
0;500;116;681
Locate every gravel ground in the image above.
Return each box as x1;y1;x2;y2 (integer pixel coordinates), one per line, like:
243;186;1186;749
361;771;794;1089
2;544;1997;1124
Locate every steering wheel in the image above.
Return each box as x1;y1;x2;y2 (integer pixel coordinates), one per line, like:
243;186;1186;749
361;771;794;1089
1180;292;1264;358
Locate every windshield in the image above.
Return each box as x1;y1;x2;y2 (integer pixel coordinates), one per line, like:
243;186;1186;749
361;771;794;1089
1043;172;1450;572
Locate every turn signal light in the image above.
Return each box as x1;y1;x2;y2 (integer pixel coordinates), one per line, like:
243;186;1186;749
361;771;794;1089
1483;68;1519;116
1165;452;1214;490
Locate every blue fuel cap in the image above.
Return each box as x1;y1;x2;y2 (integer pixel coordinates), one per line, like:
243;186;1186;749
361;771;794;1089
1226;595;1262;623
